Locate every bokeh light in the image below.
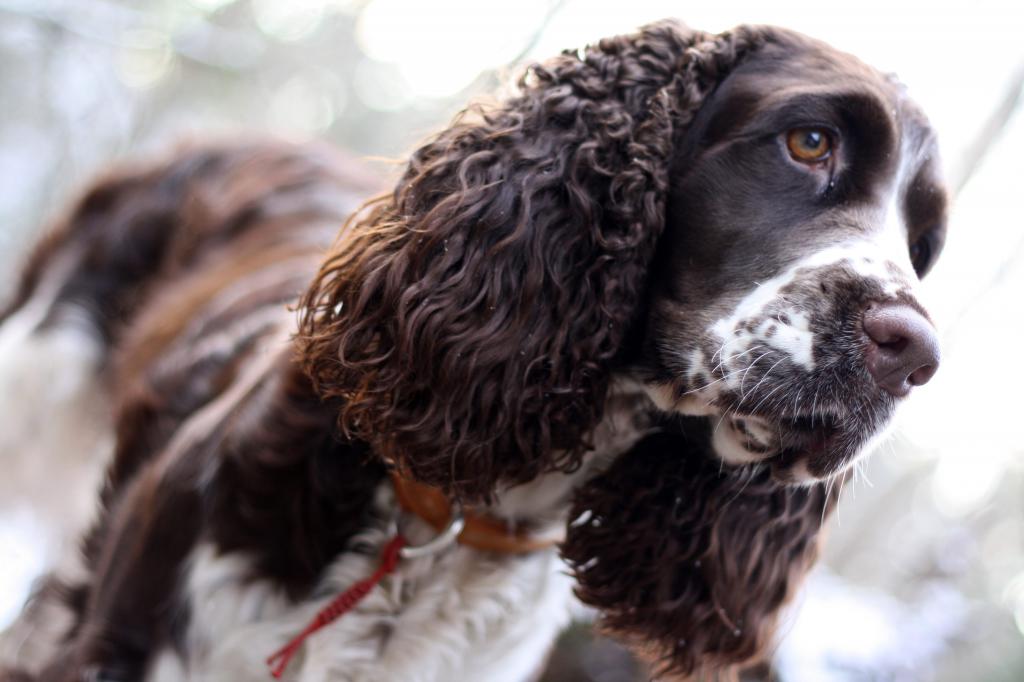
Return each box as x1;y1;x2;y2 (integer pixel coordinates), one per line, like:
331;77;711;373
356;0;553;98
252;0;329;42
267;71;344;133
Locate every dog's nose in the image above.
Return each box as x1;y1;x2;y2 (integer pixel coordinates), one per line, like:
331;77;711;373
862;303;940;397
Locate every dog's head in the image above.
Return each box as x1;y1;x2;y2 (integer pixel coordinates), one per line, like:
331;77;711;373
640;30;946;484
298;21;947;676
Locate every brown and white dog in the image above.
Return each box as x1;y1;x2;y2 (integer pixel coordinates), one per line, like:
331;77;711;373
0;21;947;681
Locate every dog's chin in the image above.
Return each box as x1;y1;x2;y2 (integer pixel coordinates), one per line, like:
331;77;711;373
702;405;895;486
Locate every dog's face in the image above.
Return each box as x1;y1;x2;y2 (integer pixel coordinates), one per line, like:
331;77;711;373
638;36;948;482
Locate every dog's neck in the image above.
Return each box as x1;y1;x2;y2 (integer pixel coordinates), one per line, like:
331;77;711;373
485;377;657;531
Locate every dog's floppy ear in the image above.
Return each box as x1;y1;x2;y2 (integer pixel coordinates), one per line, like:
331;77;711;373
563;430;837;678
298;22;770;501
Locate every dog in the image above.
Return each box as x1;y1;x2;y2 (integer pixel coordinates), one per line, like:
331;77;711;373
0;20;947;681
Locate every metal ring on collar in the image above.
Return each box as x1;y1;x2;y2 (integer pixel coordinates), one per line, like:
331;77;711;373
398;503;465;559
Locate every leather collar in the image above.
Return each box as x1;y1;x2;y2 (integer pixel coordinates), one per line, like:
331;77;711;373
389;471;563;555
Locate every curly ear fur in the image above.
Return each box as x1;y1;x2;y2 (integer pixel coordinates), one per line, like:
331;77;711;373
562;430;838;678
298;22;772;501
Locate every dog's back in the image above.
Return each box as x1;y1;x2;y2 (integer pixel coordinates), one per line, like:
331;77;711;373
0;140;379;677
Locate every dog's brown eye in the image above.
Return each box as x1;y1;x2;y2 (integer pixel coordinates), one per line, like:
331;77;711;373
786;128;832;163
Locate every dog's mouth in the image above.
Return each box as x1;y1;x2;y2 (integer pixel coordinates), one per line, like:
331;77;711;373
709;406;876;484
778;413;841;453
769;413;844;480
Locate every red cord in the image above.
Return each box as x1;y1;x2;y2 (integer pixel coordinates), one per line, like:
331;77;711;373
266;534;407;679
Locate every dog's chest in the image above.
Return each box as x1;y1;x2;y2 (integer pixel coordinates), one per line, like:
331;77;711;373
152;521;575;682
149;386;655;682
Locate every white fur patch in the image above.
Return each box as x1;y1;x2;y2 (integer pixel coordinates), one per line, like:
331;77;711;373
708;235;919;382
147;647;188;682
712;421;760;465
783;460;815;485
710;415;776;465
709;240;911;378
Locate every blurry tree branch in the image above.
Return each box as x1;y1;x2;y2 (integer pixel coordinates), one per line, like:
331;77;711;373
507;0;569;66
952;60;1024;196
944;60;1024;332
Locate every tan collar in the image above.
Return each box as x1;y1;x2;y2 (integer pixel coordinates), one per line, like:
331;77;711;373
389;472;562;555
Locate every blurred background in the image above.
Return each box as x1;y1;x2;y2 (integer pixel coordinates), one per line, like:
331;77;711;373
0;1;1022;680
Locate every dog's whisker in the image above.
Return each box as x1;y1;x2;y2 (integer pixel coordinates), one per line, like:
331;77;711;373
737;357;789;412
821;477;835;526
738;351;773;395
714;343;765;372
676;363;756;400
